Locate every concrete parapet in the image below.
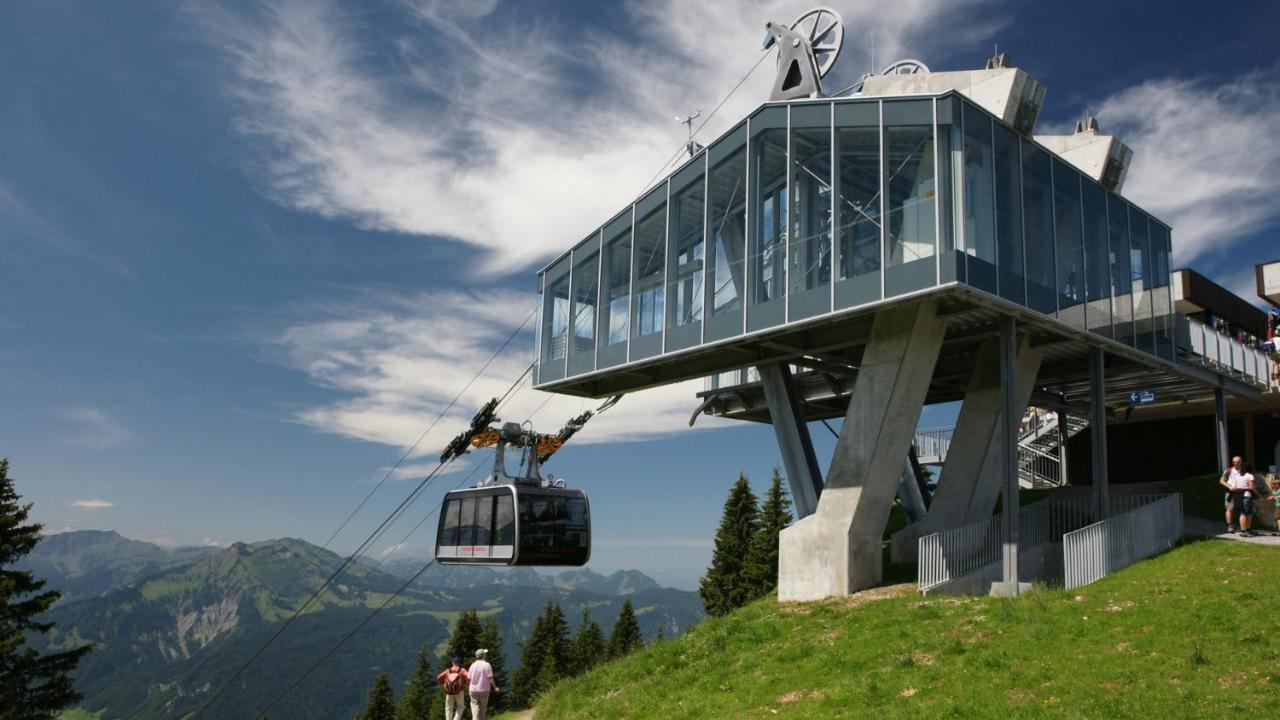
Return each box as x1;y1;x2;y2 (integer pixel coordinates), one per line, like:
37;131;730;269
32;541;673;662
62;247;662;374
779;301;947;601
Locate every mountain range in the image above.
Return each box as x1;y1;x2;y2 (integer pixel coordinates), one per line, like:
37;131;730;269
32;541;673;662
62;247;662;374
24;531;704;719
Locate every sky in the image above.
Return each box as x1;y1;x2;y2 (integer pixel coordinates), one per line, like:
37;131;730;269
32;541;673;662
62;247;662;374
3;0;1278;590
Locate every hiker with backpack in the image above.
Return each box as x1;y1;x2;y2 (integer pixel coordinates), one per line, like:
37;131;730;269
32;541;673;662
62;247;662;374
436;657;469;720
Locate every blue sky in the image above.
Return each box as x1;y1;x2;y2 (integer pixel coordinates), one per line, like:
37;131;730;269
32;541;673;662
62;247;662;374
3;0;1278;590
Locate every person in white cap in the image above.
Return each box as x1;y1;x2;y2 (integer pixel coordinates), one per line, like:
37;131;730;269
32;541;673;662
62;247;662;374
468;648;499;720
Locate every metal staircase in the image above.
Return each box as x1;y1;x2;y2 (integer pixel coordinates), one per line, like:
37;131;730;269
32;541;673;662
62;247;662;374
915;408;1091;490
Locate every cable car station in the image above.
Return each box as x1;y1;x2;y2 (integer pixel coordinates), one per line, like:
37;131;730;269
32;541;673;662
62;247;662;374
524;9;1276;600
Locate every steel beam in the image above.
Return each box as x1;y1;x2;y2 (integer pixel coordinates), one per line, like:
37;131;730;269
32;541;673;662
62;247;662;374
759;363;824;518
1090;347;1109;520
1214;386;1229;470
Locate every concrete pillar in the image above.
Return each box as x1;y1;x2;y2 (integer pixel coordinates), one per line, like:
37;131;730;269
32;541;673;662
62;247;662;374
889;335;1043;562
997;316;1021;595
759;363;823;519
778;301;947;601
1057;413;1069;485
1090;347;1109;519
1214;386;1229;470
898;450;928;524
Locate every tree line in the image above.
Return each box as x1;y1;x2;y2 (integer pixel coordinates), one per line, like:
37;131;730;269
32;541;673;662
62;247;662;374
699;469;793;616
357;598;650;718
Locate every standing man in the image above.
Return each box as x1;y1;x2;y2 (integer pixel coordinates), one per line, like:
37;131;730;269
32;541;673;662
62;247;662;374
468;648;500;720
1220;455;1255;535
435;656;469;720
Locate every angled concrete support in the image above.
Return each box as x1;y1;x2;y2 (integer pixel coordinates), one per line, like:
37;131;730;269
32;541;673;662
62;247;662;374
759;363;823;519
898;449;928;525
890;334;1043;562
778;301;947;601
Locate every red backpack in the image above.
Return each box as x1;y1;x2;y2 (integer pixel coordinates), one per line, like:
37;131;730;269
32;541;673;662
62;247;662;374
442;670;466;695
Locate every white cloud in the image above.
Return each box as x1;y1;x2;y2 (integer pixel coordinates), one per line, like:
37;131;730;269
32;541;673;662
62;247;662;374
195;0;1002;274
70;499;115;509
61;407;134;449
1096;72;1280;266
271;289;727;453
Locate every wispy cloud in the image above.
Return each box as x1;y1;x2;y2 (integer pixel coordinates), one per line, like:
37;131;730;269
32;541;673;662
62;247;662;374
61;407;135;449
70;499;115;509
270;289;725;452
1096;71;1280;266
194;0;1003;273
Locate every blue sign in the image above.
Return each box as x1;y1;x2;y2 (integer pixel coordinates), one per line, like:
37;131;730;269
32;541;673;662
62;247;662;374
1129;390;1157;406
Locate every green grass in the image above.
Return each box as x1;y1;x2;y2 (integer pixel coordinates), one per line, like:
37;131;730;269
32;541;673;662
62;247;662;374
58;709;103;720
521;540;1280;719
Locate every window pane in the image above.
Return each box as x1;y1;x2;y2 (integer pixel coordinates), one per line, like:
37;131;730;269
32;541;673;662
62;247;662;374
1082;181;1111;337
458;497;476;547
1053;161;1085;329
962;103;996;292
474;495;494;546
1130;210;1153;352
440;499;460;546
1108;195;1134;346
789;120;833;318
993;124;1024;304
541;267;570;366
602;229;631;346
631;205;666;339
749;123;788;329
493;494;515;545
569;247;598;374
885;125;936;266
668;173;705;331
1021;141;1056;314
836;124;881;305
708;146;746;325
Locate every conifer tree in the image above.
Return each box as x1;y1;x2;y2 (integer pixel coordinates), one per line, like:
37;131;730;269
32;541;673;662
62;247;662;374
359;672;397;720
698;472;761;616
512;602;569;706
566;608;606;676
746;467;793;596
445;609;485;663
396;644;434;720
607;599;643;658
0;458;92;718
478;617;508;712
531;642;561;700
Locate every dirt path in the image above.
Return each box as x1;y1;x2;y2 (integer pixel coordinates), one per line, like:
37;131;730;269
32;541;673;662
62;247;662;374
1184;514;1280;546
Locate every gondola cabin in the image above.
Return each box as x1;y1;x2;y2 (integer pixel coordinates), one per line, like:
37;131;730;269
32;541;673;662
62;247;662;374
435;485;591;566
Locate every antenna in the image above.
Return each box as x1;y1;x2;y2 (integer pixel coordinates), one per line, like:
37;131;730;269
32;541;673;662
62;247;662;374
676;109;703;158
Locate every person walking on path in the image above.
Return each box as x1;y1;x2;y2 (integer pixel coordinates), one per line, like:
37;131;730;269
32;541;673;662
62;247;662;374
468;648;500;720
1220;456;1256;536
436;657;469;720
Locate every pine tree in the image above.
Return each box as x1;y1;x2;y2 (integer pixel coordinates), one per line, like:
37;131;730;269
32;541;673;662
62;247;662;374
511;602;568;706
478;617;508;712
531;642;560;700
746;467;793;596
0;458;92;718
445;609;485;664
698;472;761;616
395;644;434;720
607;599;643;658
566;609;606;676
359;672;397;720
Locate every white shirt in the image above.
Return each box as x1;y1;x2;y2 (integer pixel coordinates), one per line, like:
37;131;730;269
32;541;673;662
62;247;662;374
1228;469;1254;497
469;659;494;692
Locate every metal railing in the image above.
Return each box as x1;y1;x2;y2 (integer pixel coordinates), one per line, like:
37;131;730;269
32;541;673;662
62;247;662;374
914;426;954;461
1178;315;1273;389
1063;494;1183;590
918;494;1174;593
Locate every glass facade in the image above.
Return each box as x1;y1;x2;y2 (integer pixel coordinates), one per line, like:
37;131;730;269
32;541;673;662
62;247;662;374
535;94;1177;383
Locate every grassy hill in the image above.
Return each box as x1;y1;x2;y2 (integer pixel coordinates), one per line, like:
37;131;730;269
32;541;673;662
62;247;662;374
518;540;1280;719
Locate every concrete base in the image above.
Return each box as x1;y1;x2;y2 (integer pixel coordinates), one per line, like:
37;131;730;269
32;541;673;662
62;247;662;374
988;581;1034;598
779;301;947;601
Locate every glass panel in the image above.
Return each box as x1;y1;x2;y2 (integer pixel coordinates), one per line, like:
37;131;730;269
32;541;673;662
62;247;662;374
458;496;476;547
540;264;570;378
1108;195;1134;346
475;495;493;546
992;124;1024;304
789;114;833;319
936;97;963;283
748;112;788;330
601;228;631;347
706;144;746;339
835;121;881;307
962;103;996;293
492;493;515;545
884;123;936;294
1053;161;1085;329
568;246;599;375
1150;223;1173;359
517;494;590;565
667;171;705;335
1130;209;1153;352
1021;141;1056;314
630;204;666;344
439;499;461;546
1082;181;1111;337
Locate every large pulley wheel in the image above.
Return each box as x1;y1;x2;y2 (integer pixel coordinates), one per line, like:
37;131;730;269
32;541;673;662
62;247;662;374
790;7;844;78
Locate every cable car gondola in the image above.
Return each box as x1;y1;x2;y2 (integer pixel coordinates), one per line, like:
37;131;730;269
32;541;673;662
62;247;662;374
434;397;617;567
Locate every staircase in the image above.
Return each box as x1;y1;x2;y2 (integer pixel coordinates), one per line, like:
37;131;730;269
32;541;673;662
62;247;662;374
914;408;1091;490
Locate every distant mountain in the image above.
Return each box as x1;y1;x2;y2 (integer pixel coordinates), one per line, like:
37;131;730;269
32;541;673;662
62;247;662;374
381;560;662;596
32;531;704;720
21;529;218;604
